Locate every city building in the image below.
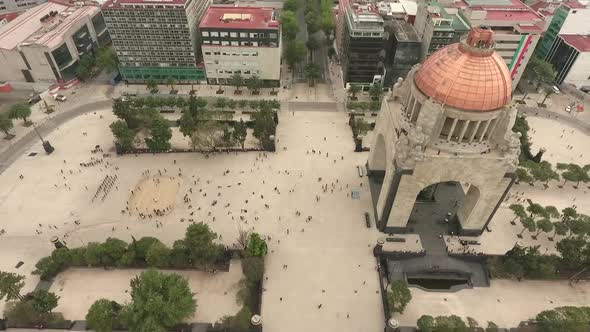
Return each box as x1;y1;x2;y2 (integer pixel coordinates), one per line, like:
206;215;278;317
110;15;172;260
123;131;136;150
368;26;518;236
456;0;545;90
199;6;281;86
546;33;590;88
0;0;46;16
102;0;211;83
338;1;385;86
413;1;470;60
0;0;110;83
534;1;589;59
0;12;19;26
383;18;421;86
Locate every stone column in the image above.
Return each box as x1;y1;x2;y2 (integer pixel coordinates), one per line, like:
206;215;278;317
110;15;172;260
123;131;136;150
478;120;491;143
468;121;481;143
458;120;470;142
447;118;458;142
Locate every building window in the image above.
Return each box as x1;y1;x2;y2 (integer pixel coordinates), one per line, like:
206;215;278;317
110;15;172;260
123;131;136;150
250;33;258;38
212;40;220;45
240;32;247;37
204;52;211;55
220;31;228;37
230;32;237;38
270;33;277;38
202;31;209;37
221;41;229;45
214;51;221;55
252;42;258;47
210;31;219;37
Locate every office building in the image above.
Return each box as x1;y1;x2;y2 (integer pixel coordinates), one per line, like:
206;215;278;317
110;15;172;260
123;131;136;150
413;1;470;60
102;0;210;83
0;0;109;83
199;6;281;85
383;18;421;86
534;1;589;59
546;33;590;88
0;0;46;16
456;0;545;90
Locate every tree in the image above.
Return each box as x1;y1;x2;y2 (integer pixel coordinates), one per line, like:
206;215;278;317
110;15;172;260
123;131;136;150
110;120;136;151
285;41;307;70
467;317;479;329
0;113;14;138
183;223;224;267
434;315;468;332
556;237;589;270
131;237;161;263
215;97;227;109
246;233;268;257
166;77;176;92
76;54;96;81
230;73;244;92
125;269;197;332
97;47;119;72
519;216;536;236
0;271;25;301
146;242;171;268
304;63;321;87
536;307;590;332
509;204;527;224
348;84;361;100
530;161;560;186
562;207;578;223
29;290;59;314
486;321;499;332
525;56;556;86
305;36;320;60
369;83;384;101
179;110;197;137
305;11;321;34
252;107;276;150
535;218;554;238
567;218;590;238
351;117;370;138
544;205;561;219
527;203;547;219
146;79;158;93
552;222;569;238
540;88;554;105
86;299;123;332
145;116;172;151
242;256;265;283
281;11;299;40
246;75;263;94
565;164;590;187
387;280;412;314
190;121;224;151
32;256;62;281
417;315;435;332
233;119;248;150
8;103;32;124
283;0;298;11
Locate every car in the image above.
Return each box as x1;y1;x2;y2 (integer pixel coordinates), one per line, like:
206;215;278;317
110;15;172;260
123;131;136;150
53;93;66;102
566;105;572;113
27;94;41;105
552;85;561;94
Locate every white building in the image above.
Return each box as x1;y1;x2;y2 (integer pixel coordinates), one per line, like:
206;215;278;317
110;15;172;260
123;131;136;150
0;0;46;16
199;6;281;86
0;0;110;83
547;34;590;89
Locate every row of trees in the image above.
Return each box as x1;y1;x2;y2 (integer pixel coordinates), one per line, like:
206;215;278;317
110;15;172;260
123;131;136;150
387;280;412;315
417;315;499;332
32;223;229;280
516;160;590;188
509;202;590;241
123;95;280;112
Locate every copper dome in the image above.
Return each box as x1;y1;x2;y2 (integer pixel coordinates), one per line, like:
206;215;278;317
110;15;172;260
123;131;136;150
414;27;512;112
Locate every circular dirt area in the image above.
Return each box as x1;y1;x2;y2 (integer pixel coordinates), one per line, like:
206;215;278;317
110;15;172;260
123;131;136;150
129;176;180;215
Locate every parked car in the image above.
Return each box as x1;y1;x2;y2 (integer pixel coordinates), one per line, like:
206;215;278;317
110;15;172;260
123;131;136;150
552;85;561;94
27;94;41;105
53;93;67;102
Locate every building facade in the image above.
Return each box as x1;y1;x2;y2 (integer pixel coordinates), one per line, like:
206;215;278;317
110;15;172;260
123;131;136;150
102;0;210;83
0;0;46;16
413;1;470;60
199;6;281;85
546;34;590;88
383;18;421;86
536;1;588;59
0;1;110;83
456;0;545;90
368;27;519;235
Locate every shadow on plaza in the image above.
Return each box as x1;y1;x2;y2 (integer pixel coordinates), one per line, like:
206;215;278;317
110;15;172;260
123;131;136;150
369;175;489;292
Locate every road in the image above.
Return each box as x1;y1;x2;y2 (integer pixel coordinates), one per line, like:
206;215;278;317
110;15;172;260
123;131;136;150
517;105;590;135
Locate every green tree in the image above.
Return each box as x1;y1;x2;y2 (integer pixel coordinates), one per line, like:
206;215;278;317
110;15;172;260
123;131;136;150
3;300;39;326
246;75;263;94
169;240;191;269
166;77;176;92
305;35;320;60
110;120;136;151
387;280;412;314
348;84;361;100
305;11;321;34
0;271;25;301
519;216;536;236
215;97;227;109
524;56;557;86
86;299;123;332
146;242;171;268
509;203;527;224
246;233;268;257
179;109;197;137
131;237;161;264
281;11;299;40
417;315;435;332
556;237;589;270
535;218;554;238
369;83;384;101
283;0;298;11
98;238;128;266
434;315;468;332
29;289;59;314
285;41;307;71
544;205;561;219
304;63;321;87
145;116;172;151
125;269;197;332
112;98;140;129
536;307;590;332
8;103;32;124
97;47;119;72
527;203;548;219
530;161;560;186
190;120;224;151
146;79;159;93
242;256;265;283
351;117;370;138
0;113;14;138
252;107;276;150
566;218;590;238
32;256;62;281
486;321;499;332
233;119;248;150
562;207;578;223
183;223;224;267
76;54;96;81
230;73;244;92
552;222;569;238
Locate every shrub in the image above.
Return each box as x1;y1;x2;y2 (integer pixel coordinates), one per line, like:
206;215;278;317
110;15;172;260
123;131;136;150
86;299;123;332
132;237;161;263
242;256;264;283
69;247;87;266
246;233;268;257
146;242;171;268
32;256;62;281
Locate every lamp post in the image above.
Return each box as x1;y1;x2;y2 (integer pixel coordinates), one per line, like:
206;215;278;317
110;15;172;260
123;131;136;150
33;123;54;154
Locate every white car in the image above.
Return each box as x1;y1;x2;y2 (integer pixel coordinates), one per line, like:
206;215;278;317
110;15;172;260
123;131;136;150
552;85;561;94
53;93;67;102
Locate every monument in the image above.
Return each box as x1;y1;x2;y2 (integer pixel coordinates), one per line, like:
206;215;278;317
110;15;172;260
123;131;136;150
368;26;521;236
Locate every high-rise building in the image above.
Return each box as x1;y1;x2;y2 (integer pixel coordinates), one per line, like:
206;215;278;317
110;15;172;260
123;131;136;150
199;6;281;86
413;1;470;60
383;18;421;86
102;0;210;83
534;1;589;59
456;0;545;90
0;0;46;16
0;0;110;83
546;34;590;88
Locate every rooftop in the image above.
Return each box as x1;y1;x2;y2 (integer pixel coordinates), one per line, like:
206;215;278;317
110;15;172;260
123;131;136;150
560;33;590;52
0;1;100;50
425;1;470;31
101;0;187;9
484;9;541;21
390;18;420;42
0;12;20;23
199;6;279;30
